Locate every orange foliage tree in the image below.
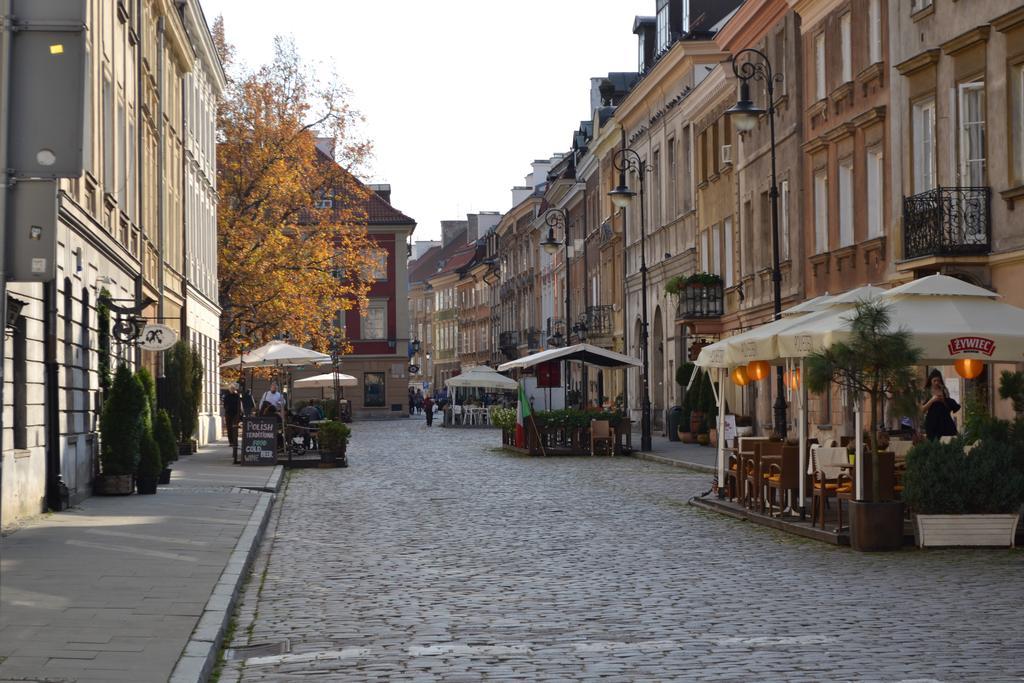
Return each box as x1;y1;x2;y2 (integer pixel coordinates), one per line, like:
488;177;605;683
214;21;382;364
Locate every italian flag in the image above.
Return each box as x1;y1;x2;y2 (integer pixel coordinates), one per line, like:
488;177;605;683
515;382;531;448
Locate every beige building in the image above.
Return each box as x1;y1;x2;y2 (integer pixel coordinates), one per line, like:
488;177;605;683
889;1;1024;419
3;0;219;525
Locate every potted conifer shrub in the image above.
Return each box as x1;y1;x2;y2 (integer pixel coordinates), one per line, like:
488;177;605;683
317;420;351;467
136;431;162;495
806;300;921;551
165;341;201;455
96;365;146;495
154;409;176;484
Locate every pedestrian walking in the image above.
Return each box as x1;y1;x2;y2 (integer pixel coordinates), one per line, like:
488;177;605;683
240;380;256;417
423;395;434;426
409;388;416;416
223;383;242;463
922;370;960;441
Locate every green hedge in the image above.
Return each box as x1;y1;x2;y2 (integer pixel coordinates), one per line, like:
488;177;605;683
100;365;146;476
903;436;1024;514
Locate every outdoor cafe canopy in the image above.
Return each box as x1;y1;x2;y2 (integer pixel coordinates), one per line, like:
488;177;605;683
220;341;332;369
444;366;518;391
293;372;359;388
497;343;642;372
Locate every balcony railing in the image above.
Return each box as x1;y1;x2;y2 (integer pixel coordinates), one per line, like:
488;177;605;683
546;317;566;347
525;327;541;351
677;282;724;319
903;187;990;260
584;305;614;337
499;330;520;360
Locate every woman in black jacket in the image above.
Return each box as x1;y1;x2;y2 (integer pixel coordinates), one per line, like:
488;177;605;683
922;370;960;440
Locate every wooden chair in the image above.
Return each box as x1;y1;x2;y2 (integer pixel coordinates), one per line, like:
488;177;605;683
590;419;614;456
810;446;848;529
725;449;741;501
765;445;800;517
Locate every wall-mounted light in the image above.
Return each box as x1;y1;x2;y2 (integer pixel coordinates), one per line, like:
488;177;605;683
6;295;28;331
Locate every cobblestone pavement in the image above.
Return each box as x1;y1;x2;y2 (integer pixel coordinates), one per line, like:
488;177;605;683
219;418;1024;682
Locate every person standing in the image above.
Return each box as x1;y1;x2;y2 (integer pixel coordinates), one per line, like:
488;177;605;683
423;395;434;427
240;379;256;417
922;370;960;441
223;383;242;463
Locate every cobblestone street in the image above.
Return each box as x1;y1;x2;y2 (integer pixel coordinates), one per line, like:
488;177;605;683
220;418;1023;682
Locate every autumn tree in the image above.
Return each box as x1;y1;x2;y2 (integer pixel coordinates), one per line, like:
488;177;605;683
214;20;383;363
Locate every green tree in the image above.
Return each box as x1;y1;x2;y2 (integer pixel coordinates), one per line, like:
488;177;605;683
164;340;198;444
100;365;147;476
154;409;177;469
806;300;922;502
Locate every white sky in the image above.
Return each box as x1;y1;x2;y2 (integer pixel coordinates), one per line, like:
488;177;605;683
199;0;652;241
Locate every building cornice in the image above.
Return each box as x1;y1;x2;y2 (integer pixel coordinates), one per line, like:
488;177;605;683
788;0;843;30
992;6;1024;33
182;0;227;94
716;0;790;54
156;0;195;73
895;49;941;76
941;25;990;57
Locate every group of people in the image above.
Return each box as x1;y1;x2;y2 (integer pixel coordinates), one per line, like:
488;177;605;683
222;380;290;463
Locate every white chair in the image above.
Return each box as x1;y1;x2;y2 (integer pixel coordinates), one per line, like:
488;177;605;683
453;405;463;425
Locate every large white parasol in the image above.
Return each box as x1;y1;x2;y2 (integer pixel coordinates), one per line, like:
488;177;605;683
293;371;359;388
220;341;332;369
444;366;518;391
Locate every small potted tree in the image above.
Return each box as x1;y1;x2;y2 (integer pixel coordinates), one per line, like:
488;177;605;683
676;364;695;442
96;365;146;495
806;300;921;551
154;409;177;484
165;341;200;455
136;430;162;495
317;420;352;467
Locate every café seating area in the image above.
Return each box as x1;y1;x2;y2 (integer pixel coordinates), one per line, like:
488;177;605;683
707;435;917;545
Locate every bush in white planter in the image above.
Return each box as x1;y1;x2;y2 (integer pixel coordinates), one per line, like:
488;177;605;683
903;437;1024;547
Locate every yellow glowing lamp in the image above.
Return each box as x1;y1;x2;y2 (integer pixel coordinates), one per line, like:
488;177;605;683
731;366;750;386
747;360;770;382
50;44;64;55
954;358;984;379
784;368;801;391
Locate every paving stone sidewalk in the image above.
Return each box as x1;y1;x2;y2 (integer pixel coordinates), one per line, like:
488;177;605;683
0;442;281;683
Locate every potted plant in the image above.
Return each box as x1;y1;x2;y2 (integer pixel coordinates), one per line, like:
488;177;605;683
154;409;177;484
317;420;351;467
136;431;162;495
165;341;202;455
676;363;695;442
903;436;1024;547
806;300;922;551
96;365;146;495
664;275;686;296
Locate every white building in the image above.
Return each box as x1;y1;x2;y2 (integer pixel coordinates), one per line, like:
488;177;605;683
182;0;226;445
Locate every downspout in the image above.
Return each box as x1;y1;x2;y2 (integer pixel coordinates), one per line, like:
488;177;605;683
156;16;166;349
133;0;145;368
0;0;12;525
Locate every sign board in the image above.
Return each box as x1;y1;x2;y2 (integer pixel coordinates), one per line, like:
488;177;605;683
723;414;738;448
9;0;88;178
140;324;177;351
6;180;57;282
241;417;278;465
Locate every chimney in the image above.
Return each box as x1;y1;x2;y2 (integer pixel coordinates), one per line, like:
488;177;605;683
368;183;391;204
440;220;468;248
511;185;532;206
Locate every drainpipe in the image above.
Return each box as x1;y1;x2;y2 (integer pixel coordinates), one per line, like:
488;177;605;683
156;16;166;356
133;0;145;369
0;0;12;525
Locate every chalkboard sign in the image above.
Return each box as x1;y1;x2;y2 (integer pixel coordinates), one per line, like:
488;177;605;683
241;416;278;465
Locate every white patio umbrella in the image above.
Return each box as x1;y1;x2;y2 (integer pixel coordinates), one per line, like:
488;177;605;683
445;366;518;391
220;341;332;369
293;372;358;388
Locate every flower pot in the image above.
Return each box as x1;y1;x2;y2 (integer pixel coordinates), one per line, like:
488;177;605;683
914;514;1020;548
136;476;159;495
178;442;192;456
158;467;172;485
678;429;695;443
94;474;134;496
709;428;718;447
190;439;198;454
689;412;704;434
696;434;710;446
849;500;904;551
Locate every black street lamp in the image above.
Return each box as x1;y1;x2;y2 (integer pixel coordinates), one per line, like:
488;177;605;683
726;47;787;438
541;207;572;406
609;145;652;453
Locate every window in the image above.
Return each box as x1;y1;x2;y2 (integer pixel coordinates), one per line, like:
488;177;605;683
1014;64;1024;183
314;198;333;209
815;33;826;101
363;302;386;340
867;148;884;238
913;97;936;192
700;230;709;272
666;138;676;217
839;159;854;247
371;249;388;280
869;0;882;65
780;180;790;260
652;149;661;227
102;75;114;197
912;0;933;12
840;13;852;83
958;81;986;186
364;372;385;408
814;169;829;254
13;316;27;450
711;223;721;276
723;217;734;288
656;0;670;53
681;127;693;211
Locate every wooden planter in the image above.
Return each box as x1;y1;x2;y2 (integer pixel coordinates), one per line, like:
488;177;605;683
94;474;134;496
914;514;1020;548
849;501;904;551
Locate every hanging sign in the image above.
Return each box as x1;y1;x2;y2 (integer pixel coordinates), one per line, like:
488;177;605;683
139;324;177;351
241;416;278;465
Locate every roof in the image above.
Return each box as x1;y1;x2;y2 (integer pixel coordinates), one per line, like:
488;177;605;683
366;190;416;226
408;245;442;285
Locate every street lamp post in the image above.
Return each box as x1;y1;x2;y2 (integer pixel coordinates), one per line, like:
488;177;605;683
608;146;652;453
541;207;571;407
725;48;787;439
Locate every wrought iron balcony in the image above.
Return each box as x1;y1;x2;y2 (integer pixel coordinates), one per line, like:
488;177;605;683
499;330;520;352
546;317;566;347
677;281;724;319
903;187;990;260
584;305;614;337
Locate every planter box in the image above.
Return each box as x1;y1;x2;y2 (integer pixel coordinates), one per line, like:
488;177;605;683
94;474;134;496
914;514;1020;548
850;500;904;552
